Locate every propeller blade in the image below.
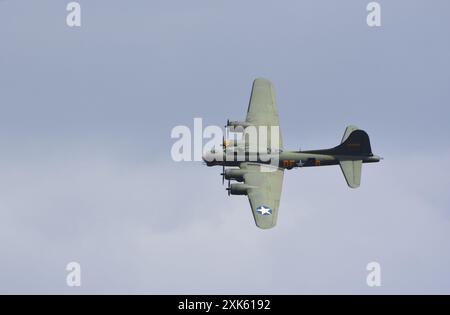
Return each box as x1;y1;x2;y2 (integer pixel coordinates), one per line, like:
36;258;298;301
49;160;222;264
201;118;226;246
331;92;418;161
222;136;230;151
222;165;225;185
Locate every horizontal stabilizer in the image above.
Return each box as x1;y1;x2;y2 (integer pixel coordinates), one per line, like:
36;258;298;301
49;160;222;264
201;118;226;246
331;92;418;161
339;160;362;188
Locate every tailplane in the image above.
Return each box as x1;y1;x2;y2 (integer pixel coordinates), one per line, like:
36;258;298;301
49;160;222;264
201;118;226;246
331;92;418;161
301;125;378;188
339;160;362;188
338;126;369;188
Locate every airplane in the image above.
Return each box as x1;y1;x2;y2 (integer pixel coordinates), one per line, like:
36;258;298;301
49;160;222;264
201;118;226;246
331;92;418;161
202;78;381;229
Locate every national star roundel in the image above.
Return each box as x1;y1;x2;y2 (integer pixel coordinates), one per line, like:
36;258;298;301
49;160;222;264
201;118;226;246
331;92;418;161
256;205;272;216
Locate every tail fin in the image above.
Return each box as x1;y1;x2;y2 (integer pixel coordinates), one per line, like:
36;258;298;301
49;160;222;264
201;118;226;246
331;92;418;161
338;126;370;188
301;126;375;188
334;127;373;156
302;126;373;157
341;125;359;143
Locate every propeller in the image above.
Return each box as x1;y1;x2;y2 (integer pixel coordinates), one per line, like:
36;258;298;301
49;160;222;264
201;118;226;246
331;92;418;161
220;164;225;185
224;120;230;145
222;134;233;152
226;179;231;196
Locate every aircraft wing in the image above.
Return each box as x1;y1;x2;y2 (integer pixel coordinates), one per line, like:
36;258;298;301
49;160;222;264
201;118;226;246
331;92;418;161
241;163;284;229
246;78;283;148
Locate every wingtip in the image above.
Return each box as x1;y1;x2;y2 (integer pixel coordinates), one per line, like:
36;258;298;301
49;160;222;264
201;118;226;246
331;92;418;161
253;77;271;84
256;223;276;230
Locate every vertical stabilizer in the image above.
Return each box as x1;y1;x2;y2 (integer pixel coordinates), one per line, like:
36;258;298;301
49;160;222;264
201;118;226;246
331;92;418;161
341;125;359;143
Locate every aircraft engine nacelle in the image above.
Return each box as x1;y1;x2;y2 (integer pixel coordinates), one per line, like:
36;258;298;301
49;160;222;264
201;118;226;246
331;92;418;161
224;169;247;182
227;183;252;195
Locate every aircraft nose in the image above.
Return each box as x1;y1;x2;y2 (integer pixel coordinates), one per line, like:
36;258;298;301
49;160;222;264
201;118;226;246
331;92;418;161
202;152;213;163
202;151;219;166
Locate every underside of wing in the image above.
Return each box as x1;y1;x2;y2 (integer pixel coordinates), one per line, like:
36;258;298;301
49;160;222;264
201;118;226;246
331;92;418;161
246;78;283;148
241;163;284;229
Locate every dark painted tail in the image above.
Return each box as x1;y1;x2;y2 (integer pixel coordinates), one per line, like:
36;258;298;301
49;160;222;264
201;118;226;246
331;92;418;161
333;129;372;156
301;126;377;188
303;127;373;157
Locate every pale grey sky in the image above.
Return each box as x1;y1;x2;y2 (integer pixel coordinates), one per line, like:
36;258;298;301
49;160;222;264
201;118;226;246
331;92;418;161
0;0;449;293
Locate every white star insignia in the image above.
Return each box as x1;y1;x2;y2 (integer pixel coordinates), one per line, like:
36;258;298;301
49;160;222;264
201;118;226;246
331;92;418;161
256;205;272;216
